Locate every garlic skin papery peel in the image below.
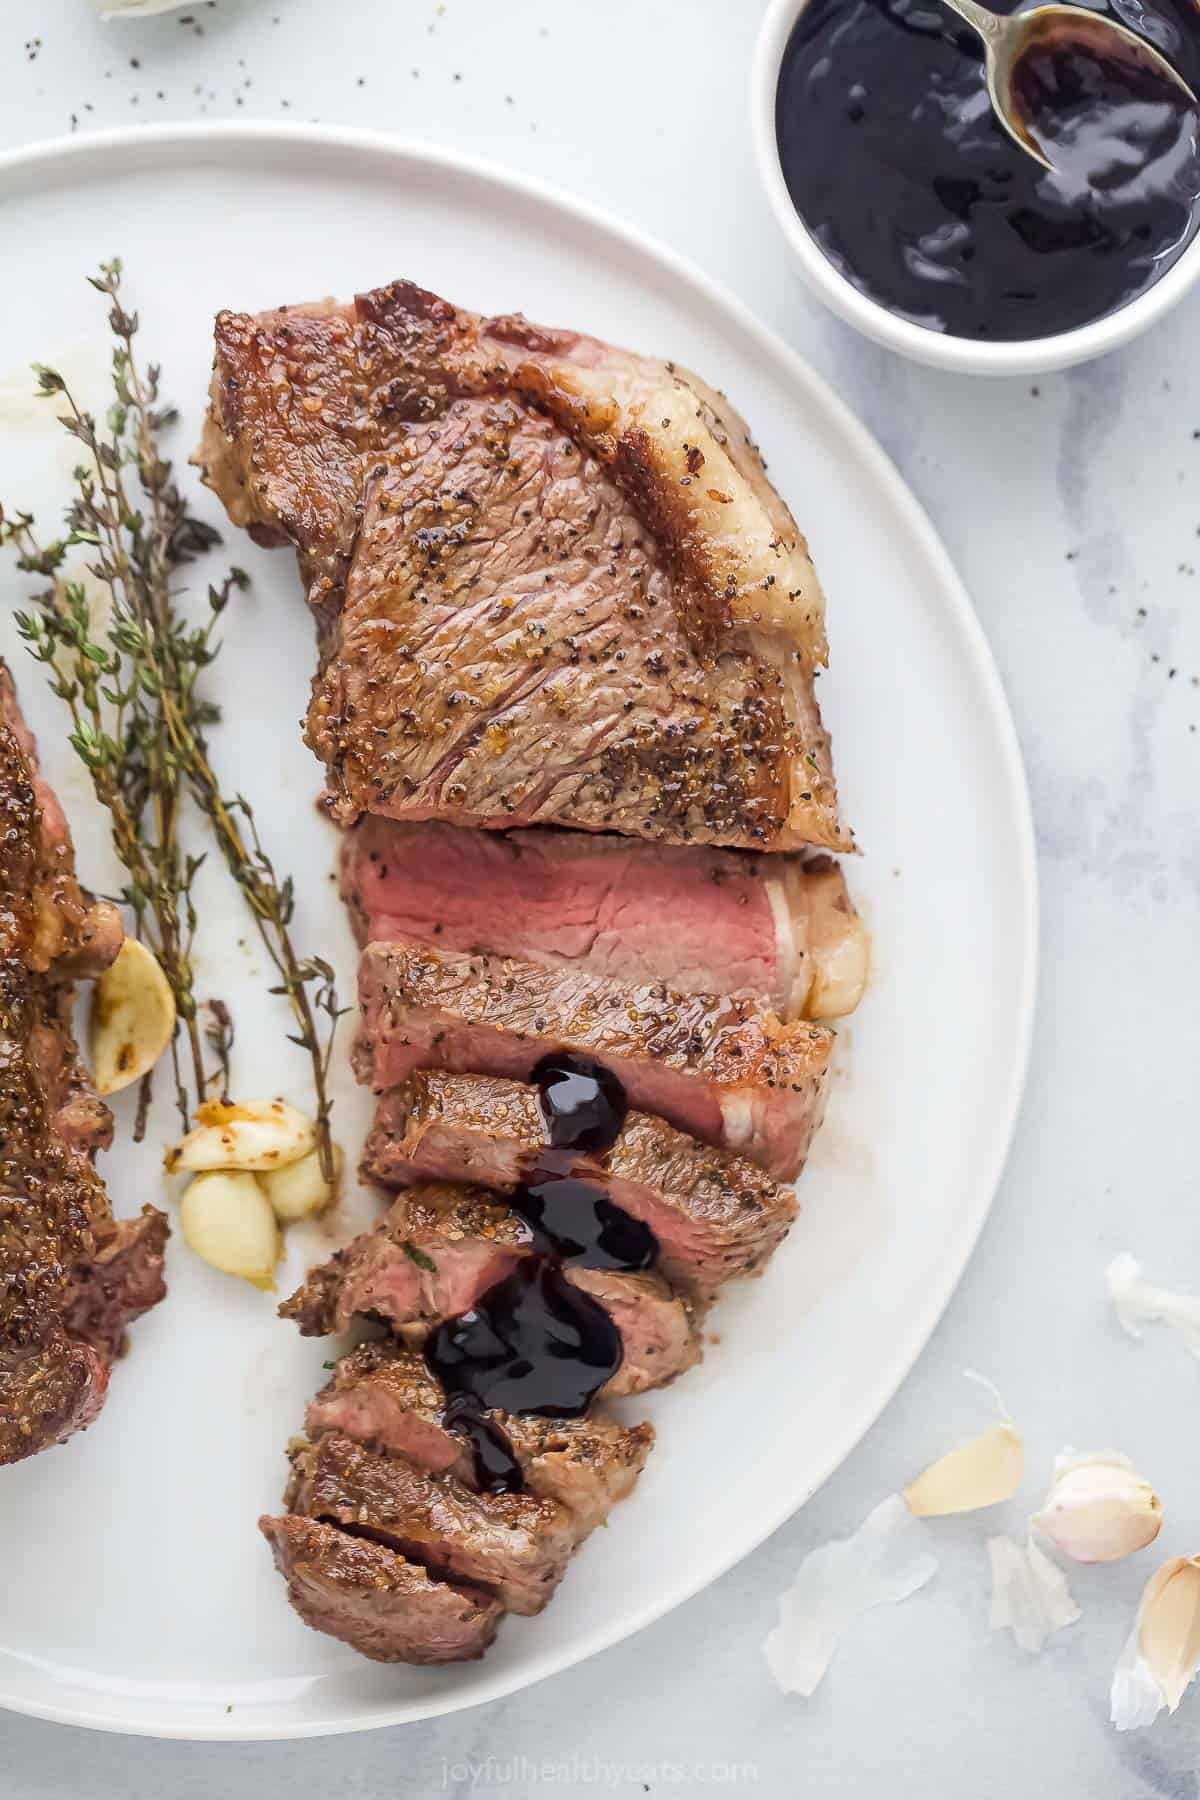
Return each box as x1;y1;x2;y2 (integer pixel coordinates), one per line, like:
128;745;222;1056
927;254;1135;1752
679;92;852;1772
1107;1255;1200;1359
904;1373;1024;1516
988;1534;1081;1653
1111;1557;1200;1730
1033;1450;1162;1565
765;1495;937;1697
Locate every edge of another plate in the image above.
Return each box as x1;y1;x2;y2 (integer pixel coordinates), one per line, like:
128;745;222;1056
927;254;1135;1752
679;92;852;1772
0;122;1039;1740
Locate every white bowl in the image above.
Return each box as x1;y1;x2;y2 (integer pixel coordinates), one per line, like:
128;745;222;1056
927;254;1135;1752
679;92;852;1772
751;0;1200;375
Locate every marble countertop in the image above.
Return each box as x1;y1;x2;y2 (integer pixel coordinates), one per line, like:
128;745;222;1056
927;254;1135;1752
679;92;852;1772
4;1;1200;1793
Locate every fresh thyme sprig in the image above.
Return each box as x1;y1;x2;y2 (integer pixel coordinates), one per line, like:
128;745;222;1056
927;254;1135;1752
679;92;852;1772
2;260;345;1178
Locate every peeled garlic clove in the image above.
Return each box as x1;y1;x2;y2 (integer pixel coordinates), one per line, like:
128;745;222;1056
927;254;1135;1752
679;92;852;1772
259;1143;342;1224
1112;1556;1200;1729
1033;1450;1162;1564
180;1170;280;1288
165;1098;316;1174
89;937;176;1095
905;1421;1024;1516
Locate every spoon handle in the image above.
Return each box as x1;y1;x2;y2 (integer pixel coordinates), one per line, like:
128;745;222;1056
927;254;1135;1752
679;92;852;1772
938;0;1009;46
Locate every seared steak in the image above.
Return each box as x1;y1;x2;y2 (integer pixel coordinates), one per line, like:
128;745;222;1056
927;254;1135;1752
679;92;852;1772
0;663;167;1465
280;1184;702;1396
363;1072;797;1301
356;938;831;1180
307;1341;653;1541
342;817;864;1022
288;1431;574;1616
260;1514;503;1663
198;280;852;853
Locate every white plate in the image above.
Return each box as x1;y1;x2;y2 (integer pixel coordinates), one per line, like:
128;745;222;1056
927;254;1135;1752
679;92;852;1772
0;124;1036;1740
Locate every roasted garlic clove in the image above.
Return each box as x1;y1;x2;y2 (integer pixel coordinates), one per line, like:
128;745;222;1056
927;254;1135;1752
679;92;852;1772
179;1170;280;1288
165;1098;316;1174
259;1143;342;1223
804;864;870;1020
90;937;176;1095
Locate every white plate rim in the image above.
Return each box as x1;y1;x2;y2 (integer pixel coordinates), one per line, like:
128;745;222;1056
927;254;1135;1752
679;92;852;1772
0;121;1039;1741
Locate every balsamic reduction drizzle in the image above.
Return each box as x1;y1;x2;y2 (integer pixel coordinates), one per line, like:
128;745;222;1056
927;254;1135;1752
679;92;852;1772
425;1053;653;1494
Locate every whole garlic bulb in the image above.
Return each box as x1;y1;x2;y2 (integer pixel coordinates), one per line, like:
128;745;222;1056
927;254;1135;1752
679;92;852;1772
1033;1451;1162;1564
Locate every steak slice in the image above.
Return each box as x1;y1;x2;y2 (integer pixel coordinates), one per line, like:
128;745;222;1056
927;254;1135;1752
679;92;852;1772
288;1431;573;1616
280;1184;702;1397
198;279;851;854
355;937;832;1180
363;1072;797;1301
260;1514;503;1664
306;1341;654;1540
281;1184;525;1338
342;818;865;1022
0;663;168;1466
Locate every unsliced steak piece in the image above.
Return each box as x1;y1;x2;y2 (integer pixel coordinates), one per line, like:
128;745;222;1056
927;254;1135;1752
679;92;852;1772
355;938;831;1180
198;280;851;854
363;1072;796;1301
0;663;167;1466
63;1208;170;1362
307;1341;654;1540
280;1185;702;1396
288;1431;573;1616
342;818;865;1022
260;1514;503;1663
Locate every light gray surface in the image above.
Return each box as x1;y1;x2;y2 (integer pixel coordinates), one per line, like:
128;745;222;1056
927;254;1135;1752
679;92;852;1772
2;1;1199;1793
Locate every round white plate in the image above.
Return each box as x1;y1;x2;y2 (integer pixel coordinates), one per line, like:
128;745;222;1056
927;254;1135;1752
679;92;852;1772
0;124;1036;1740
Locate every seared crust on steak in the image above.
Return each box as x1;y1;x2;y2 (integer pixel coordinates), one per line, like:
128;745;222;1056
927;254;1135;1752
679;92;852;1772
198;281;851;853
355;937;831;1179
288;1431;575;1616
260;1514;503;1663
0;662;167;1465
363;1072;797;1301
307;1341;653;1541
280;1183;702;1397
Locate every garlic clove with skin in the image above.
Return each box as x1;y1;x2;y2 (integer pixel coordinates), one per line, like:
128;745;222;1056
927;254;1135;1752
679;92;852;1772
1112;1556;1200;1729
1033;1450;1162;1565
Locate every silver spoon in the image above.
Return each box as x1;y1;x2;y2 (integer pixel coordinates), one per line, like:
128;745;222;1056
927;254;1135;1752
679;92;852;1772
936;0;1197;170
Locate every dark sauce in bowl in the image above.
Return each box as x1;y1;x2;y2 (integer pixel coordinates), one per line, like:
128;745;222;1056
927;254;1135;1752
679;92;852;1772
775;0;1200;339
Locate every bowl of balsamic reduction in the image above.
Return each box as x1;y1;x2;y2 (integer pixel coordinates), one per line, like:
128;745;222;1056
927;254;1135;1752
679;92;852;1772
752;0;1200;371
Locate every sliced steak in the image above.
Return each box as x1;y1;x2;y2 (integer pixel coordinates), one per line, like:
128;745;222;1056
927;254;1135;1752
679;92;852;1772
280;1185;702;1396
260;1514;503;1664
307;1341;654;1540
0;662;167;1466
199;279;851;853
281;1184;525;1339
355;938;831;1180
288;1431;573;1616
363;1072;797;1301
342;818;865;1022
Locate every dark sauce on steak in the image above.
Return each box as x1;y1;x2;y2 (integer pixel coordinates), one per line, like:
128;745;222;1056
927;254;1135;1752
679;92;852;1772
775;0;1200;340
426;1053;653;1493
